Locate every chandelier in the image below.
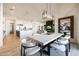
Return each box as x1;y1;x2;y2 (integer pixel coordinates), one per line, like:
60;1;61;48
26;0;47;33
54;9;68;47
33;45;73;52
42;3;54;20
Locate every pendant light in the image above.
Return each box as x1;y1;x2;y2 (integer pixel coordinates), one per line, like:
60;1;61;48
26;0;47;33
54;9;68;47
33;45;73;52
42;3;54;20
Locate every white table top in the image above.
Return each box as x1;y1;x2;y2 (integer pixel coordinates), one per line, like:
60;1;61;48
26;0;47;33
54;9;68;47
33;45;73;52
28;33;63;45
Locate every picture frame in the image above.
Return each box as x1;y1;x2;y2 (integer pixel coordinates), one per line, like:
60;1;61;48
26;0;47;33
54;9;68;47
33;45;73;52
58;16;74;38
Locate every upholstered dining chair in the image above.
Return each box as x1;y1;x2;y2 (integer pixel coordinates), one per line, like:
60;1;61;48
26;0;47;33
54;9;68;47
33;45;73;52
21;39;40;56
20;30;40;56
51;35;70;56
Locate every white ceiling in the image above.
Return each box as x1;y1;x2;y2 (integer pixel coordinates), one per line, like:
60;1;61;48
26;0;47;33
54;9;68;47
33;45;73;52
3;3;58;21
4;3;78;21
3;3;46;21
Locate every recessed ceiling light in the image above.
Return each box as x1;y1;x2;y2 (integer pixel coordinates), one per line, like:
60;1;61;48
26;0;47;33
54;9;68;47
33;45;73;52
10;6;15;11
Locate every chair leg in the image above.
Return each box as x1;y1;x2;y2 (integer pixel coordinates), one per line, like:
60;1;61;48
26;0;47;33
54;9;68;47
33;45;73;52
65;44;69;56
21;45;22;56
21;45;26;56
65;49;68;56
23;47;26;56
69;40;70;52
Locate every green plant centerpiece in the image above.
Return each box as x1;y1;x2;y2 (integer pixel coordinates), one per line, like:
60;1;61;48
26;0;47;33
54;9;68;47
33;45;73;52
47;25;51;29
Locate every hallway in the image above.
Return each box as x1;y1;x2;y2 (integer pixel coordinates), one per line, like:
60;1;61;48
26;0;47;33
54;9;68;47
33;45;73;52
0;34;21;56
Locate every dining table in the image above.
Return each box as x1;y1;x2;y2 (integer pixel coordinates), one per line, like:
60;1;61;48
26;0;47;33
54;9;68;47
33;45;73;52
28;33;63;56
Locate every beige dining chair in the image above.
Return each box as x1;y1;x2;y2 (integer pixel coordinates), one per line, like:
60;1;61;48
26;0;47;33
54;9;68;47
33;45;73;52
51;35;70;56
20;30;40;56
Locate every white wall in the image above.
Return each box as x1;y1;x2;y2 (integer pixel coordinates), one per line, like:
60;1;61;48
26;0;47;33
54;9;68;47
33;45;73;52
0;4;3;47
77;4;79;44
77;14;79;44
5;19;12;35
54;4;78;43
3;17;16;36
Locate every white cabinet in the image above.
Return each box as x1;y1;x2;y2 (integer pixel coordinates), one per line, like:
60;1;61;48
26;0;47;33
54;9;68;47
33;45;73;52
20;30;33;40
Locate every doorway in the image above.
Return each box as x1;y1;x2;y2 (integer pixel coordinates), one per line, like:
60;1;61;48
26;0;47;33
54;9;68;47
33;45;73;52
10;23;14;34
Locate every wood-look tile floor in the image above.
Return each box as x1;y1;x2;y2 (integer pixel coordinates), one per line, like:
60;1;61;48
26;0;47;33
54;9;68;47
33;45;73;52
0;34;21;56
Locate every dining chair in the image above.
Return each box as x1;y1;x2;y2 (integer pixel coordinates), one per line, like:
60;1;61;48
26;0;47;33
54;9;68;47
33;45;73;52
51;35;70;56
20;30;40;56
21;39;40;56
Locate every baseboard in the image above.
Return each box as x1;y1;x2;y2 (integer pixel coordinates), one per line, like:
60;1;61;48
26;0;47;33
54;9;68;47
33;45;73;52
71;42;79;49
77;43;79;49
71;42;77;45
